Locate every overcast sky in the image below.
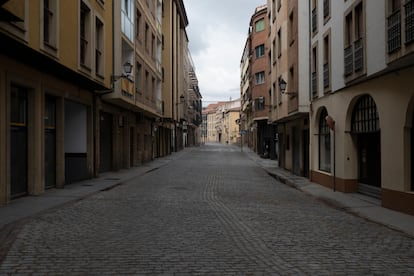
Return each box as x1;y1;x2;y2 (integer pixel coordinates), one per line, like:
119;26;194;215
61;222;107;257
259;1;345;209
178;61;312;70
183;0;266;106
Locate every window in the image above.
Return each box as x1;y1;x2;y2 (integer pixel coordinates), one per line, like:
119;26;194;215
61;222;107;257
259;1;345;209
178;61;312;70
151;34;155;58
351;95;379;133
255;44;265;58
95;17;104;76
136;9;141;39
80;1;91;67
277;76;283;104
43;0;57;47
319;108;331;172
255;72;265;85
312;0;318;34
145;70;149;93
135;62;142;92
344;2;365;79
312;44;318;97
255;97;265;111
277;28;282;58
145;23;149;50
272;38;277;63
406;0;414;43
255;18;265;32
289;11;294;45
323;33;330;90
344;12;353;75
387;0;414;54
323;0;330;21
289;66;294;92
121;0;134;41
152;77;156;100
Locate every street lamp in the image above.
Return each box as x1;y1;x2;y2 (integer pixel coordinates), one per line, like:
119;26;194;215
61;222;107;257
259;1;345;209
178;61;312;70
279;78;297;96
111;61;133;83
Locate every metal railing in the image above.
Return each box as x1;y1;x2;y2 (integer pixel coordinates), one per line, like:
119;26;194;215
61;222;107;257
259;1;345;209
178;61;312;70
354;38;364;72
387;10;401;53
344;45;353;76
406;0;414;43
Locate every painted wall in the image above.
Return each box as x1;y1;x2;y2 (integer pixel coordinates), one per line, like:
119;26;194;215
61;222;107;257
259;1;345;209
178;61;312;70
311;66;414;192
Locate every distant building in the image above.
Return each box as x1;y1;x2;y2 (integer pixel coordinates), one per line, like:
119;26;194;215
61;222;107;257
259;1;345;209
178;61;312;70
203;100;241;144
241;5;276;158
267;0;310;174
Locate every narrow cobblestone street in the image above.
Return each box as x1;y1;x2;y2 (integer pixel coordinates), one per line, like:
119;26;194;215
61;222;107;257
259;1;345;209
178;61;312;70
1;143;413;275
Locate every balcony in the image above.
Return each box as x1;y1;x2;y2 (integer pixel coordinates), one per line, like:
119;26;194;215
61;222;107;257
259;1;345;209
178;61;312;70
387;10;401;53
121;78;134;98
406;0;414;43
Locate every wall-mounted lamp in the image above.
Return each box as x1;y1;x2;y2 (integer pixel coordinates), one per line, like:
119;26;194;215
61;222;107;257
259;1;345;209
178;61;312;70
179;94;185;103
279;78;297;96
111;61;133;83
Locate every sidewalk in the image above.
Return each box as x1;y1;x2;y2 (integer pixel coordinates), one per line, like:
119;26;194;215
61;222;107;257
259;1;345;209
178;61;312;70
0;150;186;231
244;148;414;238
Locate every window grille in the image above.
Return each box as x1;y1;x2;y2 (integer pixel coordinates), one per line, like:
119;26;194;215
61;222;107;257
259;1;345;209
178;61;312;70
323;63;329;88
344;45;353;76
351;95;379;133
387;10;401;52
354;38;364;71
406;0;414;43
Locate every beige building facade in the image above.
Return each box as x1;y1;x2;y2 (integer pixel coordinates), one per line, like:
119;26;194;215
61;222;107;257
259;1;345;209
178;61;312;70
161;0;189;153
309;0;414;215
267;0;310;175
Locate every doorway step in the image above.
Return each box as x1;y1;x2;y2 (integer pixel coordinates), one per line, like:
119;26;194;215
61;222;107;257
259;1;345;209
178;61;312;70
358;183;381;199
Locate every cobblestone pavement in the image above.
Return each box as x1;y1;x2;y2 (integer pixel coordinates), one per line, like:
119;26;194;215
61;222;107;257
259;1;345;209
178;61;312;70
1;144;414;275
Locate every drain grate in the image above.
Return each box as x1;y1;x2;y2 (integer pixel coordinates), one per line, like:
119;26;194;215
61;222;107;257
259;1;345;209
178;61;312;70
104;178;121;181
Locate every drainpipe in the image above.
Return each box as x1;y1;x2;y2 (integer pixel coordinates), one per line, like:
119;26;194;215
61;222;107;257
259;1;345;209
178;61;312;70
308;0;313;181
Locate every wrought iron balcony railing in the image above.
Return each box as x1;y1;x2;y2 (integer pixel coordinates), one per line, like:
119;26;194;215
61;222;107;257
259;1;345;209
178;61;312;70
387;10;401;53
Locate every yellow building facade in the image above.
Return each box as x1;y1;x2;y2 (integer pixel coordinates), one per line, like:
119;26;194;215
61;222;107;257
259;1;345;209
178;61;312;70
0;0;199;206
0;0;112;204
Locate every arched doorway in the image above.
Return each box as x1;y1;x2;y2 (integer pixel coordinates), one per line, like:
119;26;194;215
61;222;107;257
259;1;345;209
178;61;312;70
351;95;381;197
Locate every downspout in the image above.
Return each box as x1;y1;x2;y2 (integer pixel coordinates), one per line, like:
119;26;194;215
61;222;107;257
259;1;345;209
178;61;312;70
112;0;116;93
308;0;313;180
